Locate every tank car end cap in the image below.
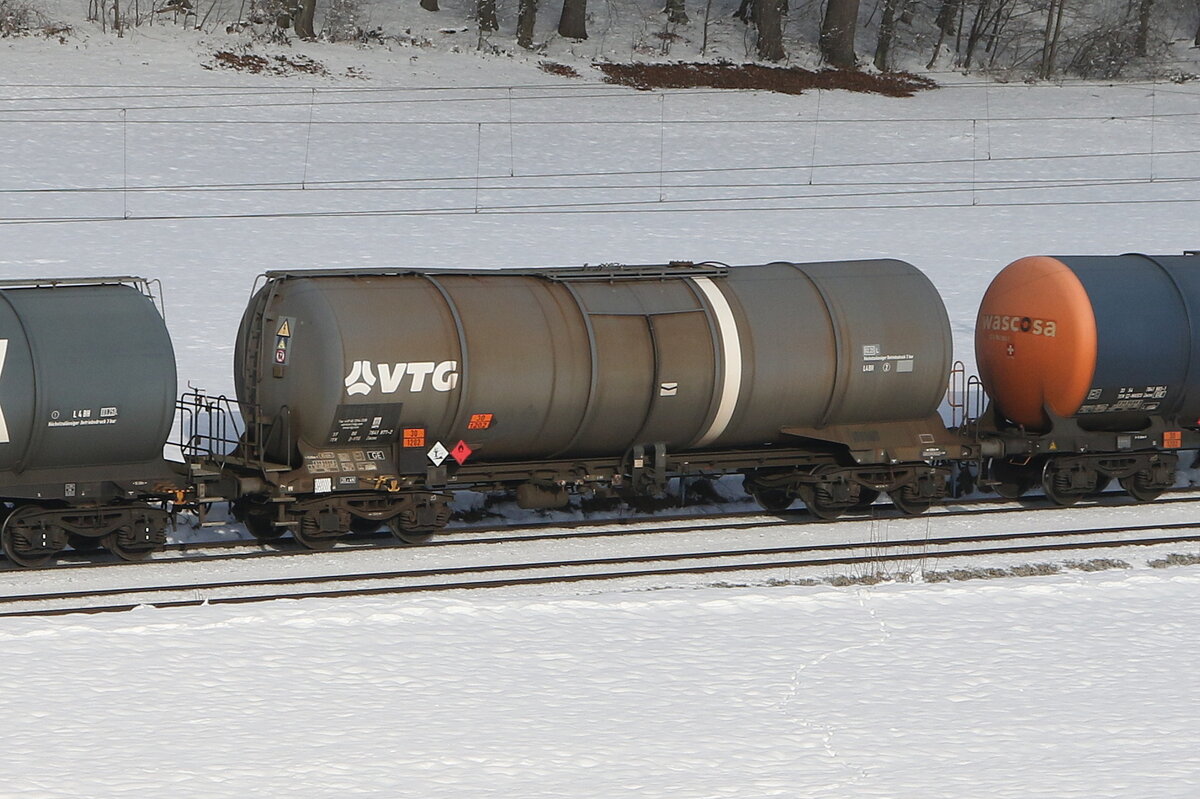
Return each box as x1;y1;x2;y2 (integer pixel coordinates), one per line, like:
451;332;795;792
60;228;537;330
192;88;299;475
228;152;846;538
975;256;1098;430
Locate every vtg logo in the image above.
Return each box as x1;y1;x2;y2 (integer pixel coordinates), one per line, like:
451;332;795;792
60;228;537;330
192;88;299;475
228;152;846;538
344;360;460;396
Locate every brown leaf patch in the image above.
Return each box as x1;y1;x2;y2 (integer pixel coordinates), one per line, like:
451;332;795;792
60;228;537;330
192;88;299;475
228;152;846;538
594;62;936;97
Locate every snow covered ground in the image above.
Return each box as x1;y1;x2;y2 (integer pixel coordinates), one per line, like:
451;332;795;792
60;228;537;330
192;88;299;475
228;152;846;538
2;19;1200;798
3;567;1200;797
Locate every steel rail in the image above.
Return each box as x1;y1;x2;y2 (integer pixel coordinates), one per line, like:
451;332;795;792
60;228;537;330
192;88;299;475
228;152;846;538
3;519;1199;618
18;489;1200;572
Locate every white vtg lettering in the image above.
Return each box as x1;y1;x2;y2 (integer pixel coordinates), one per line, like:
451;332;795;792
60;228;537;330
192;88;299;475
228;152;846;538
345;360;459;396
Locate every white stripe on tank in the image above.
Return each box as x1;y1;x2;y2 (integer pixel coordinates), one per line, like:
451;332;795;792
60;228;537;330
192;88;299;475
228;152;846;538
692;277;742;448
0;339;8;444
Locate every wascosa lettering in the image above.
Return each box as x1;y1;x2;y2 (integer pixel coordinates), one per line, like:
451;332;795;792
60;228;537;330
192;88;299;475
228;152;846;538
978;314;1057;337
345;360;459;396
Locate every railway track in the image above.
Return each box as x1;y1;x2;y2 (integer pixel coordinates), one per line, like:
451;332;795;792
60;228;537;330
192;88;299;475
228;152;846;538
10;488;1200;572
3;513;1199;618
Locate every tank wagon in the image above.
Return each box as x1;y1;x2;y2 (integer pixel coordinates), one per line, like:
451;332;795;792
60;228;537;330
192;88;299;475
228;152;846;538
197;260;964;548
974;253;1200;505
7;252;1196;568
0;277;179;566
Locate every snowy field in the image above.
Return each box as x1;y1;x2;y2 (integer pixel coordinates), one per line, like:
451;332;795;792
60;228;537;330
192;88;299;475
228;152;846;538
3;23;1200;798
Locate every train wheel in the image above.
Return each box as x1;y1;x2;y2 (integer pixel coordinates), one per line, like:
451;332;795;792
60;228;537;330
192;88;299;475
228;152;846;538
1041;468;1084;507
291;522;339;551
1120;472;1164;503
234;500;286;542
349;517;382;534
245;515;285;542
291;529;338;550
387;518;434;546
889;489;931;516
988;458;1034;499
750;488;793;512
2;509;64;568
68;534;103;553
102;527;155;563
796;485;845;520
851;488;881;512
291;509;348;551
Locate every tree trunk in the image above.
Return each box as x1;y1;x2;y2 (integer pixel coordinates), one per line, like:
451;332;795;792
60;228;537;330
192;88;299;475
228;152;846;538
733;0;751;21
963;0;994;68
819;0;860;68
925;0;960;66
1195;0;1200;46
1039;0;1065;78
420;0;439;12
294;0;316;38
558;0;586;39
873;0;902;71
477;0;497;31
1134;0;1152;57
754;0;784;61
1039;0;1056;78
664;0;688;24
934;0;960;36
517;0;537;47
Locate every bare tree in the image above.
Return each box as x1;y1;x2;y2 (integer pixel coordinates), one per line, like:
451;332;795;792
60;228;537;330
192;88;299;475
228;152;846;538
477;0;496;30
1133;0;1152;56
517;0;536;46
963;0;1001;68
293;0;315;37
754;0;784;60
558;0;586;38
926;0;960;67
1195;0;1200;46
873;0;903;70
820;0;860;67
1039;0;1066;78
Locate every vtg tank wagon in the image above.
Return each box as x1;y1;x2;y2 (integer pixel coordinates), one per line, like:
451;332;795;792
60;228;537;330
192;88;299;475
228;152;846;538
206;260;962;548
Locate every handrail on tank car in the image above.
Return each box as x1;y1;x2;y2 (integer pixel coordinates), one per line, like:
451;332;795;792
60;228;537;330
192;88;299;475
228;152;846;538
252;261;730;283
174;389;245;467
144;277;167;320
946;361;986;430
0;275;167;318
0;275;151;290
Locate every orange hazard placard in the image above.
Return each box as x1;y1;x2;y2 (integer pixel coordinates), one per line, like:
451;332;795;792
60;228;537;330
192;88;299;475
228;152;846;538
1163;431;1182;449
403;428;426;448
467;413;494;430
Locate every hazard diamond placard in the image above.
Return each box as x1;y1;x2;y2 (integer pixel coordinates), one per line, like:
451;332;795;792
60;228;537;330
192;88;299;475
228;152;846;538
427;441;449;466
450;439;472;465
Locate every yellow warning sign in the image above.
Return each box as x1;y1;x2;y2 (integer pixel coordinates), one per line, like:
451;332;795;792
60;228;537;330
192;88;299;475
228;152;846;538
277;319;292;338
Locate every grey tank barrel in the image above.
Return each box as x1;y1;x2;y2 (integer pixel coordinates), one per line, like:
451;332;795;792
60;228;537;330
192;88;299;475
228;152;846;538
235;260;952;467
0;278;177;477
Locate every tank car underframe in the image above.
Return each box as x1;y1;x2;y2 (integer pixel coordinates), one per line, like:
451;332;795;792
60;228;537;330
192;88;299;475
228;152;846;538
0;464;180;567
202;435;960;549
969;403;1196;506
0;502;171;568
741;462;952;519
